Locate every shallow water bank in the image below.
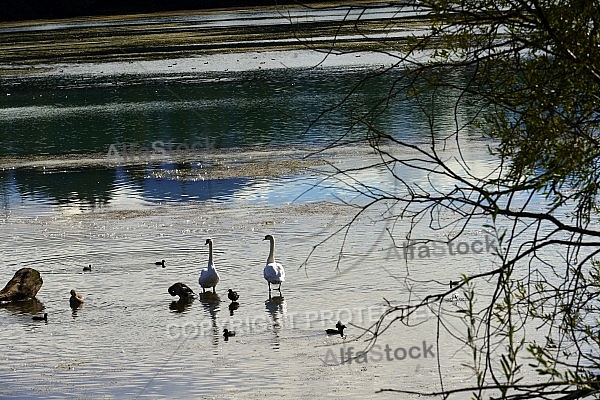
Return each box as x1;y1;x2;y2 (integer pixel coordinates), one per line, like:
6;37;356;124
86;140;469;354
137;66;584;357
0;194;481;399
0;3;428;76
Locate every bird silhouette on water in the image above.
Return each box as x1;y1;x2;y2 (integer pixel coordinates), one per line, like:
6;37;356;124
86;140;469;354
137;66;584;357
223;328;236;341
32;313;48;322
168;282;195;299
227;289;239;302
326;321;347;338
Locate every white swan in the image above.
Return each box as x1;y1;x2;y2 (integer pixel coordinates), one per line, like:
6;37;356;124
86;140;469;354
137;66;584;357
263;234;285;295
199;238;220;293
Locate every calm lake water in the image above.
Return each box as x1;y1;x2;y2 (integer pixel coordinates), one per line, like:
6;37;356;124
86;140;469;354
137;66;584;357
0;9;509;400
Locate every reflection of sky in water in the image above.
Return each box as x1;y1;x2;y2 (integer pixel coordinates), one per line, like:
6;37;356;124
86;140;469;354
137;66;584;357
0;164;365;216
0;140;504;217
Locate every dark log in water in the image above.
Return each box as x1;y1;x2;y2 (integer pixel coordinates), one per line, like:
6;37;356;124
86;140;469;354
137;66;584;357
0;268;43;302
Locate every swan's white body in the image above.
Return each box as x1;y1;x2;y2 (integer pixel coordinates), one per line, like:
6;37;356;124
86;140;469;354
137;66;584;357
199;238;220;293
263;235;285;294
264;262;285;284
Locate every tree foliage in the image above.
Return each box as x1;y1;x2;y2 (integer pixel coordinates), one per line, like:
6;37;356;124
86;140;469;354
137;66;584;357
308;0;600;398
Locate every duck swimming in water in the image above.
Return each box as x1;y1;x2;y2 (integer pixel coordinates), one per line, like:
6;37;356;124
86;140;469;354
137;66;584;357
227;289;239;302
223;328;236;341
155;260;166;268
69;289;84;309
326;321;347;337
32;313;48;322
168;282;195;299
83;265;92;272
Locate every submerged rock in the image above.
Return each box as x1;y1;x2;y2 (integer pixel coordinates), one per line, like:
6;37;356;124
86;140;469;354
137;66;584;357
0;268;43;302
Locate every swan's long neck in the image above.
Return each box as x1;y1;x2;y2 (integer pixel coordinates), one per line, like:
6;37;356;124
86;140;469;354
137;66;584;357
267;237;275;264
207;240;214;267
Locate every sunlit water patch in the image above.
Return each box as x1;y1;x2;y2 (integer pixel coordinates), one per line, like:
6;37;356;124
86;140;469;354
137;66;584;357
0;199;493;399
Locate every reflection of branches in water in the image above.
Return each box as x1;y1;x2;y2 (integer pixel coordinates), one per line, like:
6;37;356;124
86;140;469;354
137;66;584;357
136;310;208;398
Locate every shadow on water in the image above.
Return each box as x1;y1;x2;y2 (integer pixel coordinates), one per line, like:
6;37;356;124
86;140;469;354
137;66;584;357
71;306;84;319
265;296;286;350
0;298;45;315
228;301;239;316
199;292;221;348
169;297;195;313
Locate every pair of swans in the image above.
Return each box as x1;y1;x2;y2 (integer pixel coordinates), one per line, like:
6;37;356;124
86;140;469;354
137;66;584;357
199;234;285;295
